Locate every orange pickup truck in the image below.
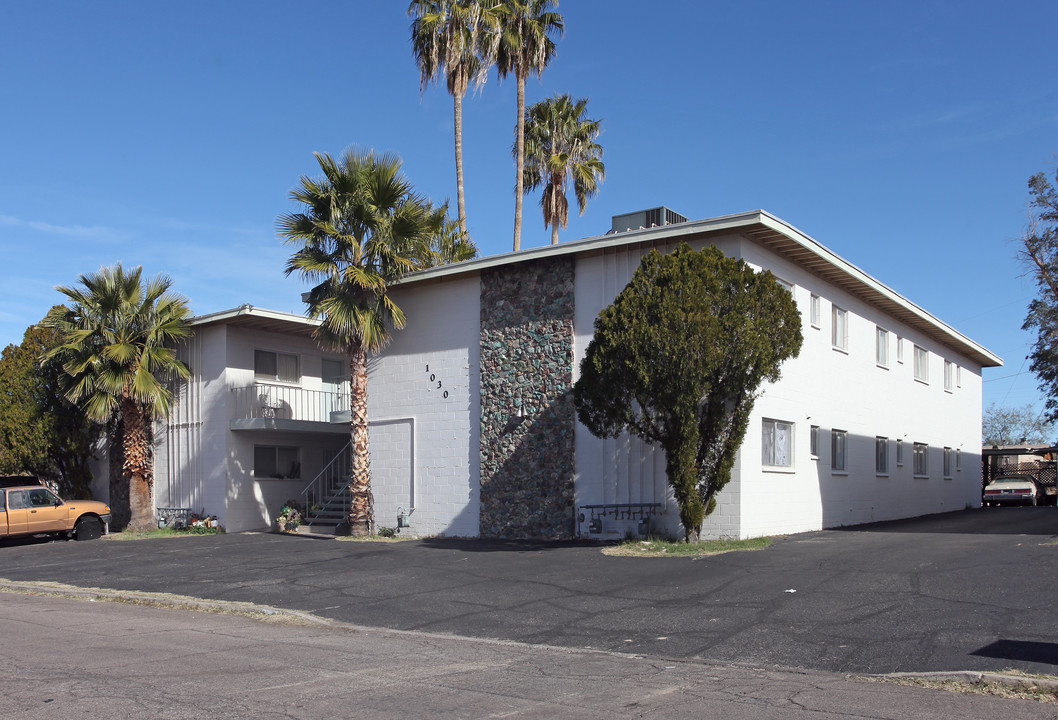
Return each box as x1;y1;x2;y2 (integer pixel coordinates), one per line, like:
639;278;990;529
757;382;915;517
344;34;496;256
0;478;111;541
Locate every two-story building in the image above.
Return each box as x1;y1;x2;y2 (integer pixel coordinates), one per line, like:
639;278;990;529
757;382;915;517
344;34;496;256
140;209;1002;538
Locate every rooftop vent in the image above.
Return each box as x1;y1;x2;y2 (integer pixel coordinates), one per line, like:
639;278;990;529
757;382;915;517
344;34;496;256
610;207;688;234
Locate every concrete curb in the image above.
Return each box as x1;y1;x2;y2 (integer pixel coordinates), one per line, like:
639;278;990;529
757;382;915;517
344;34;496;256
0;579;334;627
881;670;1058;692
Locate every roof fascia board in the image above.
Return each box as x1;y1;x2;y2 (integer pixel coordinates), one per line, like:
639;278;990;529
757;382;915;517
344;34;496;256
753;213;1002;367
189;305;321;329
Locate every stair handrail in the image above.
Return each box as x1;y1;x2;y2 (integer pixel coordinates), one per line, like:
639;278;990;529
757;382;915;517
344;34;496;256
300;440;351;524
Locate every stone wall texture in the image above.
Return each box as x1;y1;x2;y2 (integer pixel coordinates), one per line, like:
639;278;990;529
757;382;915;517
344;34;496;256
479;257;576;538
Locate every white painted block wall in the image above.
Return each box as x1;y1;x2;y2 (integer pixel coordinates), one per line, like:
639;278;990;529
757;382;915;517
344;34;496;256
368;275;482;537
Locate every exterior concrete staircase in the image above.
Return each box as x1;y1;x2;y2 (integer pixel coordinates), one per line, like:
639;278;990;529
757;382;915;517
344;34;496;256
300;442;350;535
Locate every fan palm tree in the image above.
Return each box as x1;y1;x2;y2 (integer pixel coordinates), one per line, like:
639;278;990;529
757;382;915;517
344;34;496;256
416;205;480;267
493;0;563;251
521;94;605;244
278;149;443;536
42;264;192;532
409;0;489;240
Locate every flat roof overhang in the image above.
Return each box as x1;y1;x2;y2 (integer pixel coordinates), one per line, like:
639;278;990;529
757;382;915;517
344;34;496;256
395;210;1002;369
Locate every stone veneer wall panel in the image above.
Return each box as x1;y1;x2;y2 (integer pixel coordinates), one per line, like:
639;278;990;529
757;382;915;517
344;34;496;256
479;257;575;538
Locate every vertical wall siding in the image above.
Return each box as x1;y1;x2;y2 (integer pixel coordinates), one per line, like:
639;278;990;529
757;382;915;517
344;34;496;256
479;257;576;538
160;333;205;513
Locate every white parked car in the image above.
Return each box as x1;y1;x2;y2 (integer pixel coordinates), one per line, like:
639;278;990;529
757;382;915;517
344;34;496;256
983;475;1039;506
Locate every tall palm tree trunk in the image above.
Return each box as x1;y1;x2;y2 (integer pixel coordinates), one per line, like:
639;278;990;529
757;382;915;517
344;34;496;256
513;73;527;252
348;343;373;536
454;92;468;239
120;397;156;532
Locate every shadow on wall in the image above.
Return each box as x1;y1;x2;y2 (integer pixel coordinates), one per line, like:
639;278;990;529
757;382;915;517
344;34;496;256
479;389;576;540
814;429;979;532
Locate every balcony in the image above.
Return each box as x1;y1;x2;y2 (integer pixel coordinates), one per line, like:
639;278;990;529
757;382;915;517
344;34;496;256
229;384;350;433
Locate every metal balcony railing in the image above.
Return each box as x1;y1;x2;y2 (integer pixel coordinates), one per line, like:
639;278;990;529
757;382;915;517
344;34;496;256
230;383;349;423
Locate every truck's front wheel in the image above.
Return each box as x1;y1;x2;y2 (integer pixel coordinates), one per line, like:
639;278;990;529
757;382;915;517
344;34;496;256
73;516;103;541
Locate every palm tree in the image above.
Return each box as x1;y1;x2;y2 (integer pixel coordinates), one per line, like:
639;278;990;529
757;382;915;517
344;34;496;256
42;264;192;532
493;0;563;251
409;0;489;240
278;149;443;536
416;205;480;267
521;93;605;245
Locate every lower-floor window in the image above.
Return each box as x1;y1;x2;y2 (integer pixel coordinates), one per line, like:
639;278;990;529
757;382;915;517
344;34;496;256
913;442;929;476
762;419;794;467
876;437;888;474
255;445;301;479
832;429;848;472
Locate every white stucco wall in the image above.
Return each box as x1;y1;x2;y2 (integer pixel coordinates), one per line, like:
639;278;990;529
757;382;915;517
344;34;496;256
368;275;482;537
737;240;984;538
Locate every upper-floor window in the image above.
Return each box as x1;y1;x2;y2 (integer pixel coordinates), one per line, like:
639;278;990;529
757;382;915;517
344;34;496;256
876;327;889;367
896;336;904;363
810;294;821;328
255;350;300;383
762;419;794;467
913;346;929;383
944;361;954;392
896;438;904;466
832;306;848;352
943;447;953;478
810;425;820;458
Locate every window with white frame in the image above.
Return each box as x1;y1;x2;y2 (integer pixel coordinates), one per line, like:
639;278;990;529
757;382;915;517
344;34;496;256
776;277;793;293
810;425;820;458
255;350;300;383
944;361;954;392
913;442;928;476
913;346;929;383
810;294;821;328
254;445;301;479
896;336;904;363
832;306;848;351
832;429;848;472
762;419;794;467
943;447;952;478
876;327;889;367
896;438;904;466
957;366;962;387
876;437;889;474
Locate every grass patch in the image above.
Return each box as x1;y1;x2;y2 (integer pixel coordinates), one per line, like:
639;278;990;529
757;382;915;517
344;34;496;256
603;535;772;557
335;533;416;543
872;671;1058;704
106;526;224;541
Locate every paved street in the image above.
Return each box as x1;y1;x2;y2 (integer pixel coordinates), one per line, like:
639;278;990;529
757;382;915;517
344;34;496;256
1;507;1056;676
2;592;1053;720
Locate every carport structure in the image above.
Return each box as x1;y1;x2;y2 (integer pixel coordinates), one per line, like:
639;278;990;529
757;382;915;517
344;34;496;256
982;444;1057;504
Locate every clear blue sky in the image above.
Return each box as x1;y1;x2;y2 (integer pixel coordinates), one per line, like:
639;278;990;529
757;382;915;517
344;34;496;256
2;1;1056;414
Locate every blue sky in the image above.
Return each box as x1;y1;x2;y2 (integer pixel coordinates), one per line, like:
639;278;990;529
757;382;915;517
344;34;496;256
2;1;1056;413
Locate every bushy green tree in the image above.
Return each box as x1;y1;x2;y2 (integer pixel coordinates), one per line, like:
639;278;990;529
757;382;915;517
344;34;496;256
1022;169;1058;422
982;402;1054;446
574;244;803;541
0;314;98;497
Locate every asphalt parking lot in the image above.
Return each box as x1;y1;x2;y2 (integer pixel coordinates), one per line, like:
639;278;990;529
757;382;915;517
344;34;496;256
2;507;1056;675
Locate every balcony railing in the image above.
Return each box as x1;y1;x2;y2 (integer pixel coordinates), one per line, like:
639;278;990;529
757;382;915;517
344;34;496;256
230;383;349;424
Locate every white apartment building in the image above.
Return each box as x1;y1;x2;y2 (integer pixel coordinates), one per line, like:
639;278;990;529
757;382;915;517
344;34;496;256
148;209;1001;538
